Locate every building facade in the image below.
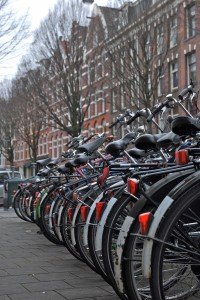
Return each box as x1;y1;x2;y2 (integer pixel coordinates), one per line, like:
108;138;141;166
12;0;200;175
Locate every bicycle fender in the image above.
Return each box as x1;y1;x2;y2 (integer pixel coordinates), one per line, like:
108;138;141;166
83;191;104;246
56;205;64;241
143;170;200;278
95;197;118;251
71;202;82;246
142;195;174;279
114;215;135;293
49;200;56;230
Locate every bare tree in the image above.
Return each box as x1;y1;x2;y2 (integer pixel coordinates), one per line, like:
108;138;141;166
0;0;29;73
0;81;16;166
11;75;45;162
17;0;90;137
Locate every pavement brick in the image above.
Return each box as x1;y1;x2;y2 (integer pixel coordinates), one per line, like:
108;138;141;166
0;274;38;285
56;287;113;299
7;291;66;300
0;208;118;299
5;267;48;276
0;284;28;295
23;280;72;292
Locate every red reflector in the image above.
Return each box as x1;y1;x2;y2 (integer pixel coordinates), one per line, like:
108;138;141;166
33;200;38;208
175;149;189;165
45;204;51;213
96;202;105;222
127;178;139;196
106;189;115;198
67;208;74;222
80;206;89;222
35;191;40;198
98;166;110;187
139;212;153;235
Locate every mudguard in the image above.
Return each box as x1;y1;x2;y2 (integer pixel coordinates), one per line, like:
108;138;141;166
142;170;200;279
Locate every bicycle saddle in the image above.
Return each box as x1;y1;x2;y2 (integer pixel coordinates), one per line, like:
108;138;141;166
105;133;135;157
74;154;93;165
36;157;51;167
127;148;146;159
37;168;51;177
77;136;105;154
135;133;165;150
172;116;200;136
47;158;60;168
57;165;69;174
157;131;181;147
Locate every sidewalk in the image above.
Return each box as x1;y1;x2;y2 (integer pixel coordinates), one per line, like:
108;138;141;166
0;208;119;300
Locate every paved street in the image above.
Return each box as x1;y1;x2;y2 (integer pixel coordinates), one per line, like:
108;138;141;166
0;208;118;300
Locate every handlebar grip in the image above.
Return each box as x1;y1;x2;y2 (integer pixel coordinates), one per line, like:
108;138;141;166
126;112;140;125
178;85;193;100
82;134;95;143
146;103;165;122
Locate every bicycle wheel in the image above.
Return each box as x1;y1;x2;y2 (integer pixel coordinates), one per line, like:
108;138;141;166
122;169;195;300
150;178;200;299
60;199;84;261
102;194;135;286
13;189;33;222
38;189;64;245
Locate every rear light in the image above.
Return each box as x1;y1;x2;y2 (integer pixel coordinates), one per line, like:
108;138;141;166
72;192;79;201
98;166;110;187
35;191;40;198
175;149;189;165
96;202;105;222
127;178;139;196
105;189;115;198
67;208;74;222
59;189;65;196
80;205;89;222
45;204;51;214
139;212;153;235
33;199;38;208
25;197;29;205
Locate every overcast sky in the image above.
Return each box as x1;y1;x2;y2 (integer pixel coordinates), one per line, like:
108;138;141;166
0;0;108;79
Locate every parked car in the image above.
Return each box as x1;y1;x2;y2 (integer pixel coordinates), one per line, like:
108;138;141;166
0;170;22;206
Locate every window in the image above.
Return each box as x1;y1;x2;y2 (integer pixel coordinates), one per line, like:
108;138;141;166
111;88;118;112
90;64;95;83
145;32;151;60
187;52;196;84
120;57;125;74
170;16;177;48
187;4;196;38
157;24;164;54
53;138;58;159
94;121;98;134
102;84;108;113
120;85;125;109
112;61;116;78
101;119;107;133
94;92;98;116
170;60;178;89
157;65;165;96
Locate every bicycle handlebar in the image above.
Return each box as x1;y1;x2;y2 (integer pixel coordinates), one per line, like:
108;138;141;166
109;110;132;128
126;111;140;125
146;102;165;122
178;84;193;100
